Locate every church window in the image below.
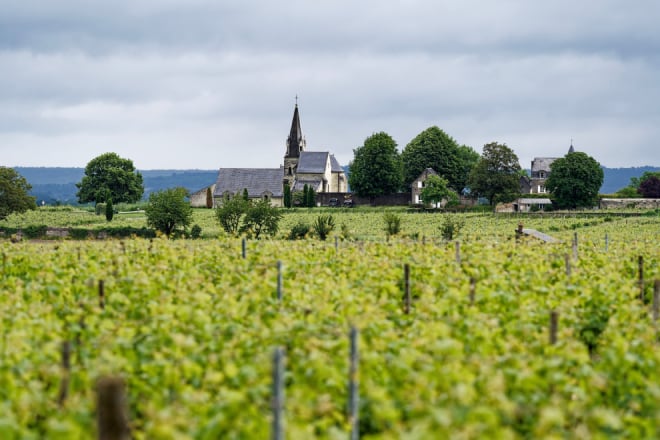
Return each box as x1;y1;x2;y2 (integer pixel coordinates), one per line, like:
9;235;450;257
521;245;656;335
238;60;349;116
288;167;292;175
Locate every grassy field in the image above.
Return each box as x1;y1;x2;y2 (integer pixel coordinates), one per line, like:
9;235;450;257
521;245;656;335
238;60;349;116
1;208;659;438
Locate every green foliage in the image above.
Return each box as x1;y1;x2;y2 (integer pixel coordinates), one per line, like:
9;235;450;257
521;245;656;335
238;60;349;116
288;222;310;240
439;215;464;240
242;188;249;201
292;190;305;207
105;199;114;222
76;152;144;204
349;132;403;197
638;175;660;198
145;187;193;237
240;199;282;239
23;224;48;239
313;214;335;240
95;203;106;216
456;144;481;192
0;167;37;220
576;296;611;357
401;126;465;190
306;186;316;207
191;224;202;239
215;195;249;236
205;187;213;209
546;152;604;209
383;212;402;237
468;142;522;205
420;174;459;208
283;185;292;208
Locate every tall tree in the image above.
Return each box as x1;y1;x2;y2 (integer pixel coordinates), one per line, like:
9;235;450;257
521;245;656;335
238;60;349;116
468;142;522;205
76;152;143;204
283;184;292;208
638;176;660;198
348;132;403;198
401;127;463;190
145;187;193;237
546;152;604;209
456;145;480;193
0;167;37;220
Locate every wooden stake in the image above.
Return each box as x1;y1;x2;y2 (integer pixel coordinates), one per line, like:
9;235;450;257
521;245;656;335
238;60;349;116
403;264;411;314
654;279;660;322
96;376;130;440
639;256;644;301
242;238;246;259
572;232;578;260
469;277;476;306
277;261;283;301
455;241;461;264
57;341;71;407
549;310;558;345
98;280;105;310
271;347;284;440
348;326;359;440
564;254;571;277
605;233;609;252
335;236;339;253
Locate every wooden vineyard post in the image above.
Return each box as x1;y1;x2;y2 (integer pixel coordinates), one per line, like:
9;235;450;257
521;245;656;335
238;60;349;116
242;238;247;260
654;280;660;322
335;236;339;253
639;256;644;301
403;264;411;314
605;233;609;253
348;326;359;440
549;311;558;345
2;252;6;276
469;277;476;306
572;232;578;260
516;223;523;242
98;280;105;310
564;254;571;277
277;260;283;301
271;347;285;440
455;241;461;265
96;376;130;440
57;341;71;407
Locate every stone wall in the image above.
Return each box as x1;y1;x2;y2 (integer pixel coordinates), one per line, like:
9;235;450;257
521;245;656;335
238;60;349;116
599;198;660;209
316;192;412;207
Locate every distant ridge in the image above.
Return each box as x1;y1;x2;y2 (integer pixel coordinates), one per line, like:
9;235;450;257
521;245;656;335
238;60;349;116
10;165;660;204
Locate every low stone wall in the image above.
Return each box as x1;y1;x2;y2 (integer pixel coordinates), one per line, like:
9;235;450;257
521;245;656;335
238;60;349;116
600;198;660;209
316;192;412;207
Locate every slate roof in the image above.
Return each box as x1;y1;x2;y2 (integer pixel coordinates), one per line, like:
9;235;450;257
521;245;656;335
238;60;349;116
330;154;344;173
531;157;557;173
293;178;323;192
517;198;552;204
213;168;283;198
297;151;329;173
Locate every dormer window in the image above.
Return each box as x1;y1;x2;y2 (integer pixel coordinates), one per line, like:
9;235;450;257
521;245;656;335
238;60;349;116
540;171;546;178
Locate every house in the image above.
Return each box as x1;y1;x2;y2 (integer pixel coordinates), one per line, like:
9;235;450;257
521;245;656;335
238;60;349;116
522;143;575;194
514;198;553;212
411;168;438;205
212;104;347;206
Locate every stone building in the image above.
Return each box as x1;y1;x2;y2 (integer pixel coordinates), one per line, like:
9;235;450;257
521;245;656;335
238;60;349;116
411;168;438;205
523;143;575;194
212;104;347;206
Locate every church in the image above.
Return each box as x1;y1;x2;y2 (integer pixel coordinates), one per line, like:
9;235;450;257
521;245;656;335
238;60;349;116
203;104;347;207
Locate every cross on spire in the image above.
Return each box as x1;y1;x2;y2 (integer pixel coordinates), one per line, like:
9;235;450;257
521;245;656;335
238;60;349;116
295;94;298;107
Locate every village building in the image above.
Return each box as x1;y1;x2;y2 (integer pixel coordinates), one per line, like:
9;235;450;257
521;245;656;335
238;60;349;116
195;104;347;207
522;143;575;194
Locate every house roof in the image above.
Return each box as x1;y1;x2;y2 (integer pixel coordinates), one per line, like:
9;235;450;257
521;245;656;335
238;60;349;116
330;154;344;173
297;151;329;173
517;198;552;204
213;168;283;198
531;158;558;172
293;178;323;192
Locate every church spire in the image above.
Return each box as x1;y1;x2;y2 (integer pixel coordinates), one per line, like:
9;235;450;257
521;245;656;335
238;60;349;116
285;101;305;158
568;139;575;154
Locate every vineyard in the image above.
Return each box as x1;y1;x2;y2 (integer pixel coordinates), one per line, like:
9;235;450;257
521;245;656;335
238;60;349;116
1;212;659;438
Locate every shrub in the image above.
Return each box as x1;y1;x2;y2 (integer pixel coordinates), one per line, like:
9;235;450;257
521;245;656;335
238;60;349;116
383;212;402;237
191;224;202;239
23;225;48;239
288;222;310;240
69;228;90;240
95;203;106;216
313;215;335;241
440;215;464;241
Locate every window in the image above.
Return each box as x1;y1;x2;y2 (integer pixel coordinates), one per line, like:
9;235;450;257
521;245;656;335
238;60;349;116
418;181;423;188
540;171;545;178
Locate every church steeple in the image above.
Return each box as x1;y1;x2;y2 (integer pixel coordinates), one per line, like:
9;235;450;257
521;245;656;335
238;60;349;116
285;103;305;158
568;140;575;154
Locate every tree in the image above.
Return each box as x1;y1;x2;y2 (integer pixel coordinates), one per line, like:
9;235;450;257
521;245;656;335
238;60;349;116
283;185;292;208
545;152;604;209
0;167;37;220
456;145;481;193
105;198;114;222
401;126;464;190
306;186;316;207
240;199;283;239
145;187;193;237
215;195;249;235
206;187;213;209
468;142;522;205
638;175;660;198
76;152;144;205
242;188;249;202
420;174;459;208
348;132;403;198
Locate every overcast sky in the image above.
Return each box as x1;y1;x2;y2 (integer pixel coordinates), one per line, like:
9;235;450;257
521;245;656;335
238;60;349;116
2;0;659;170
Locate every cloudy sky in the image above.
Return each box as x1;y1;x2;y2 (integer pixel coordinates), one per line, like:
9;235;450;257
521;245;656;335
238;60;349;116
2;0;659;170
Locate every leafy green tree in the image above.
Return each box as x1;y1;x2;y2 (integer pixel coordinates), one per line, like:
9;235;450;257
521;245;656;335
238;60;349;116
420;174;459;208
349;132;403;198
283;185;292;208
241;199;283;239
306;186;316;207
456;145;481;193
546;152;604;209
76;152;144;205
638;175;660;198
0;167;37;220
401;126;464;190
145;187;193;237
242;188;249;201
468;142;522;205
105;199;114;222
215;195;249;235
